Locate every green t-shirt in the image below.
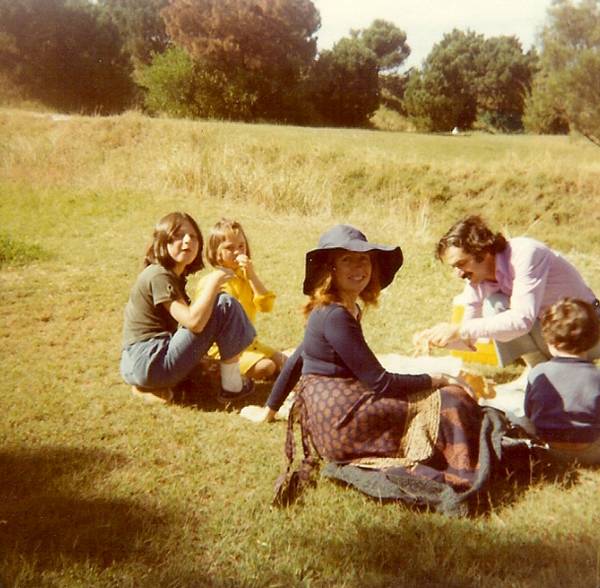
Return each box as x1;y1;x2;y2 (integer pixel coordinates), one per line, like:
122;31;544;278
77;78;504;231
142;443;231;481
122;264;187;347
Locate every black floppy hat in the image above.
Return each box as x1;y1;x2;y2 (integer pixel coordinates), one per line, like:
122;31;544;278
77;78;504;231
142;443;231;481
303;224;403;295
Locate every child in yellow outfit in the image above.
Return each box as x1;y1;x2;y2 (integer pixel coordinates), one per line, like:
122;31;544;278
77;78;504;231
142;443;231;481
189;219;287;380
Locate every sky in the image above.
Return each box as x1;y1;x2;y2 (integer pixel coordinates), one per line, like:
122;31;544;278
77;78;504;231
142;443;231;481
311;0;553;69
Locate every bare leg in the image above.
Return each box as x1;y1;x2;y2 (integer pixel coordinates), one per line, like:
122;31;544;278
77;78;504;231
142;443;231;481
131;386;173;404
246;358;277;381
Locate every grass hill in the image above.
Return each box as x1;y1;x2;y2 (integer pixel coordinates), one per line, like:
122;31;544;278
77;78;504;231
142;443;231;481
1;108;599;587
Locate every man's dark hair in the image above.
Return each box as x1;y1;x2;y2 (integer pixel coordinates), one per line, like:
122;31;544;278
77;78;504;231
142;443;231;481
436;215;508;262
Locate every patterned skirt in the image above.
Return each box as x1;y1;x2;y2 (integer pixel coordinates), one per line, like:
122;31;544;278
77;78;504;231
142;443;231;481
293;374;484;491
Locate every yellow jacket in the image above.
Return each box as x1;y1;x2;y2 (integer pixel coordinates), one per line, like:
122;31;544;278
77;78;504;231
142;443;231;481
188;269;276;325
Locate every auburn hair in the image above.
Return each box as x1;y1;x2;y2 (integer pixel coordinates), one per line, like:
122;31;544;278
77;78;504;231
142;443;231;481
303;251;381;318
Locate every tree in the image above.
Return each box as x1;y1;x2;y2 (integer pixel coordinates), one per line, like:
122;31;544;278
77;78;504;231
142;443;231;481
403;29;536;132
161;0;320;122
136;47;256;119
529;0;600;144
351;19;410;72
99;0;170;67
403;30;483;131
309;37;380;126
135;47;202;118
349;19;411;115
523;72;570;134
379;70;411;114
0;0;134;113
476;37;536;131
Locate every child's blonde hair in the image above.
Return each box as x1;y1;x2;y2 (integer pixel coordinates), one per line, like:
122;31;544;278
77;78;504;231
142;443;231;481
206;218;251;267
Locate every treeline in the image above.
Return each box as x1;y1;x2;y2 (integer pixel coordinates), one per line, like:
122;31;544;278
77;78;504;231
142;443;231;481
0;0;598;140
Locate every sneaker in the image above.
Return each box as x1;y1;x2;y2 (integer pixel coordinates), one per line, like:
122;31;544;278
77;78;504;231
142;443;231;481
217;377;255;404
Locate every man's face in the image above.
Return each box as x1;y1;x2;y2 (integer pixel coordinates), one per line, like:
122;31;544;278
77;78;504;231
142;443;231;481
442;245;496;285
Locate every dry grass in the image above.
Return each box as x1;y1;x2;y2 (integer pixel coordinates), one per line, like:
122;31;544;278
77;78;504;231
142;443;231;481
1;107;600;587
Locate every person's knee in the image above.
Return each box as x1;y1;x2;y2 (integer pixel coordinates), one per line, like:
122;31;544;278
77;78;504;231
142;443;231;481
214;291;236;312
273;351;287;370
248;358;277;380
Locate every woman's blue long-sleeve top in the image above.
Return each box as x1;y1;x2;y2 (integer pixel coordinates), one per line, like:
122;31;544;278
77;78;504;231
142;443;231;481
267;304;433;411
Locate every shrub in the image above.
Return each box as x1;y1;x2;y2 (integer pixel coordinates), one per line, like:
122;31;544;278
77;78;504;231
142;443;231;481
136;47;257;120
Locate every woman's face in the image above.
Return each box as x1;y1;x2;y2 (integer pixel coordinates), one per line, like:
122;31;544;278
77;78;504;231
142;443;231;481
332;251;372;298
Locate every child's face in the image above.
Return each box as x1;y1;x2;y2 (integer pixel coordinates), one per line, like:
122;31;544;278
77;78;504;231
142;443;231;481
167;220;200;272
217;230;247;270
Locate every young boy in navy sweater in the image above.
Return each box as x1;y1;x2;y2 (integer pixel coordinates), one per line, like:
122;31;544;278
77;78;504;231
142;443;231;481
525;297;600;464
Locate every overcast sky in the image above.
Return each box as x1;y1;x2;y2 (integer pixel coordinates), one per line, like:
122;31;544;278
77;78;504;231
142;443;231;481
311;0;552;69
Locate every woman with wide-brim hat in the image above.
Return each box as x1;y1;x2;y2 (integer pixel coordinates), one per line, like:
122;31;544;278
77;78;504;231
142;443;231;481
262;225;485;503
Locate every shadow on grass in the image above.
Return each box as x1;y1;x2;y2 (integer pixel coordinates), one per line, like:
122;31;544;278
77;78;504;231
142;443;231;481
0;446;170;581
475;450;580;514
279;502;597;587
176;369;274;414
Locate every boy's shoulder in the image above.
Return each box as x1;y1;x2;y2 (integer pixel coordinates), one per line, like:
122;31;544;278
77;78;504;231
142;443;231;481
529;357;597;381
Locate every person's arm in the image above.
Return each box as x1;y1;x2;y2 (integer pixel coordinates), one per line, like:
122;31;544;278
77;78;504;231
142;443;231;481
412;322;475;351
411;284;481;351
237;254;276;312
324;307;435;397
266;344;304;411
461;245;551;341
165;268;233;333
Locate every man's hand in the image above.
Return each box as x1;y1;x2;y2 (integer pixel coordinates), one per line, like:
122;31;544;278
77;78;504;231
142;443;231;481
413;322;467;353
426;322;462;347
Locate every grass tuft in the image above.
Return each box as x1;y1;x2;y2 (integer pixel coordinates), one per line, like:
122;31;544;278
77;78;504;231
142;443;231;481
0;232;49;268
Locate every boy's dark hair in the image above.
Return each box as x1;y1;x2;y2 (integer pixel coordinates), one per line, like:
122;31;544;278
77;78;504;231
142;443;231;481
206;218;251;268
436;215;508;262
144;211;204;276
541;297;600;354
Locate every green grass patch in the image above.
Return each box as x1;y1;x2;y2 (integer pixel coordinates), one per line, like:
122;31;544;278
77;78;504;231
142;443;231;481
0;232;49;268
1;108;600;587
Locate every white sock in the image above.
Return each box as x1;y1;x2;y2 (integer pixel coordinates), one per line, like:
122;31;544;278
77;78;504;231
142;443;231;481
220;362;243;392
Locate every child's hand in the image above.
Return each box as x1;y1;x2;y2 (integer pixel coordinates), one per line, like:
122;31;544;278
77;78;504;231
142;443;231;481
235;254;256;277
235;254;251;269
208;267;235;287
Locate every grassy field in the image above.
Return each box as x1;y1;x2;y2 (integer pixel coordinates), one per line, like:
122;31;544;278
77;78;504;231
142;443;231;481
1;107;600;587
